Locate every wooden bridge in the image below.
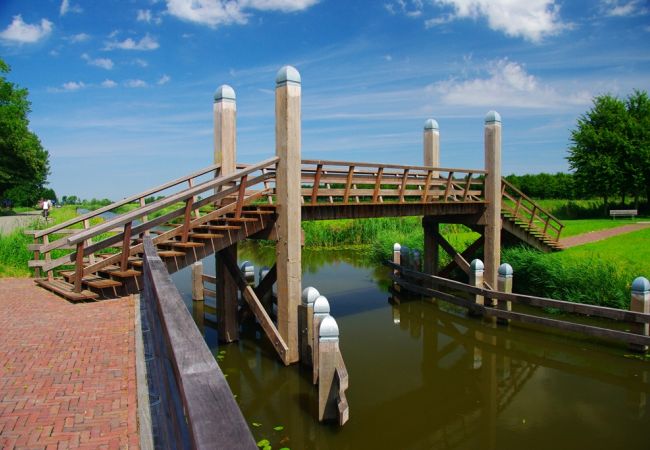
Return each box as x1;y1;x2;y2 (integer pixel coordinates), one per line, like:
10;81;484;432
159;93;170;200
27;66;564;366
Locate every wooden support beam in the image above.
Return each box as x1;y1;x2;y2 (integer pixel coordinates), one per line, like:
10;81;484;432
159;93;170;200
234;174;247;219
343;166;354;204
181;198;193;243
221;249;289;364
311;164;322;205
484;111;502;288
438;235;484;278
254;264;277;300
398;169;409;203
217;245;239;343
372;167;383;203
74;242;84;293
422;218;439;276
436;231;471;275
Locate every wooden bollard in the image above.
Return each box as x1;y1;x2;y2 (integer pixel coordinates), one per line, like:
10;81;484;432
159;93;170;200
299;286;319;366
318;315;349;425
423;118;440;178
312;295;330;384
191;261;204;302
630;277;650;352
469;259;484;311
393;243;401;278
497;263;513;324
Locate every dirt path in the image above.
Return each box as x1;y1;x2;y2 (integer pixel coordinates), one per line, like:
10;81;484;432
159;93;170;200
0;278;139;449
0;211;42;235
560;222;650;248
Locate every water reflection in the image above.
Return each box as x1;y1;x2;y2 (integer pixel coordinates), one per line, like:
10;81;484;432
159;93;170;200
173;244;650;450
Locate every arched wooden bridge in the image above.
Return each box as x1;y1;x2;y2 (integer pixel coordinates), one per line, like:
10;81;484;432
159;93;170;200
27;66;563;366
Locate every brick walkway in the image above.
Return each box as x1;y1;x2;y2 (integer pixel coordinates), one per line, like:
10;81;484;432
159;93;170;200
0;278;139;449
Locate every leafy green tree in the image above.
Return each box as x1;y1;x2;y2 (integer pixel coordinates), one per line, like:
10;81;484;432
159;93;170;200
0;58;50;206
568;94;630;207
625;90;650;207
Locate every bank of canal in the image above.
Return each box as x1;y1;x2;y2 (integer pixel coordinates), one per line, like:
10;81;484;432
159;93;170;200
169;243;650;450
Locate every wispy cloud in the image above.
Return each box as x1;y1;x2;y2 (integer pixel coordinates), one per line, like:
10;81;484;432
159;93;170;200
60;0;82;16
0;15;53;44
81;53;114;70
125;79;148;88
66;32;90;43
137;9;163;24
431;58;591;108
48;81;86;92
104;33;159;51
157;74;171;85
599;0;648;17
101;79;117;88
165;0;319;27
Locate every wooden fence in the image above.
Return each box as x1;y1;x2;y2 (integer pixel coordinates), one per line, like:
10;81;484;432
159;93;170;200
387;261;650;348
141;236;256;449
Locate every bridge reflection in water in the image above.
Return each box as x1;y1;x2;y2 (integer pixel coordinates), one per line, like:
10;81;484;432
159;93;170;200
173;246;649;450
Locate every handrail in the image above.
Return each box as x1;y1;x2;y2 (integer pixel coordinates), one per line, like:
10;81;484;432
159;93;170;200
301;159;487;174
501;179;562;225
67;157;278;246
30;163;222;239
141;236;256;449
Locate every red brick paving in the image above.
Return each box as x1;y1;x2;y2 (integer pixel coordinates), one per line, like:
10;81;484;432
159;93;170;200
0;278;139;449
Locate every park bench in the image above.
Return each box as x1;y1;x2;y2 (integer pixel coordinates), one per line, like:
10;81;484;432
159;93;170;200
609;209;638;219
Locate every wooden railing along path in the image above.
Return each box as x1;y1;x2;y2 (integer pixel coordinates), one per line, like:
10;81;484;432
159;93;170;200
140;236;256;449
389;261;650;348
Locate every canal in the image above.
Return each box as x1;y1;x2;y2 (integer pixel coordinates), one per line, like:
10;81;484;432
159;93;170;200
170;243;650;450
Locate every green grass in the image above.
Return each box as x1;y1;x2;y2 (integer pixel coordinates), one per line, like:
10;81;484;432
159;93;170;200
0;228;32;277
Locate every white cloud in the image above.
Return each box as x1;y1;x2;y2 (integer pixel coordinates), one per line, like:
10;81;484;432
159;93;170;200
165;0;318;27
81;53;114;70
432;59;591;108
157;74;171;85
385;0;424;17
60;0;82;16
600;0;648;17
67;32;90;43
133;58;149;67
0;15;53;44
105;34;159;51
101;79;117;88
137;9;163;24
125;79;148;88
62;81;85;91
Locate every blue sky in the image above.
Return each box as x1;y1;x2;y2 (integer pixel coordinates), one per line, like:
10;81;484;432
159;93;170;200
1;0;649;200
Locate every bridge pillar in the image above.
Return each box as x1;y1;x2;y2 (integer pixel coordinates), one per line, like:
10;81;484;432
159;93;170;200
275;66;302;364
214;85;239;342
483;111;502;289
423;119;440;276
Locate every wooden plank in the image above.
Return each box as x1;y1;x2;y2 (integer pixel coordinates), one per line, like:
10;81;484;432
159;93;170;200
35;278;98;301
372;167;383;203
220;251;289;363
438;235;484;278
343;166;354;204
141;238;257;449
398;169;409;203
443;172;454;200
120;222;133;271
311;164;323;205
422;169;433;203
301;159;487;174
181;197;194;243
435;232;470;274
254;263;277;300
234;175;248;219
74;242;84;293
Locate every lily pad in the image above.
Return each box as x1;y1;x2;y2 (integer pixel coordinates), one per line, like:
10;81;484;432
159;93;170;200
252;422;262;427
256;439;270;448
273;426;284;431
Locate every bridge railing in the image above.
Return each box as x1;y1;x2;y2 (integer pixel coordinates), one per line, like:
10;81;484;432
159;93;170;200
29;157;278;290
140;235;256;449
297;160;487;205
501;179;564;242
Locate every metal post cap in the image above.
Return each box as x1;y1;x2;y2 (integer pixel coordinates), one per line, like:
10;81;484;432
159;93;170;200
319;315;339;340
485;110;501;124
214;84;236;102
632;277;650;294
424;118;439;131
314;295;330;314
393;243;401;251
240;261;254;272
302;286;320;305
276;65;301;86
470;259;484;272
498;263;514;278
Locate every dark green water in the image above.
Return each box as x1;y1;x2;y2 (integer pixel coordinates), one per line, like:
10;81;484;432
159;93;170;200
171;244;650;450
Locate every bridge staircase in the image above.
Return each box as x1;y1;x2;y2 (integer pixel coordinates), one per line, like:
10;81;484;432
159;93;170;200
27;158;563;301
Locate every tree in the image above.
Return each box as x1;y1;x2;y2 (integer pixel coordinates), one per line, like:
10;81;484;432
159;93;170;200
0;58;50;206
567;92;650;208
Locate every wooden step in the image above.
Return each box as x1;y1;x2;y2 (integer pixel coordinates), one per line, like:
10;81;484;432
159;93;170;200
35;278;99;302
221;217;260;223
101;268;141;278
83;276;122;289
162;241;205;249
157;250;186;258
201;225;241;231
189;232;224;239
241;209;275;215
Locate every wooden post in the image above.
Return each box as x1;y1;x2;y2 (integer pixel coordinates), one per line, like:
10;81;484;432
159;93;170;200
484;111;502;289
312;295;330;384
318;316;347;423
630;277;650;352
423;219;439;276
423;119;440;177
299;287;319;366
275;66;302;365
393;243;401;275
469;259;485;309
191;261;204;302
214;84;239;343
496;263;513;324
